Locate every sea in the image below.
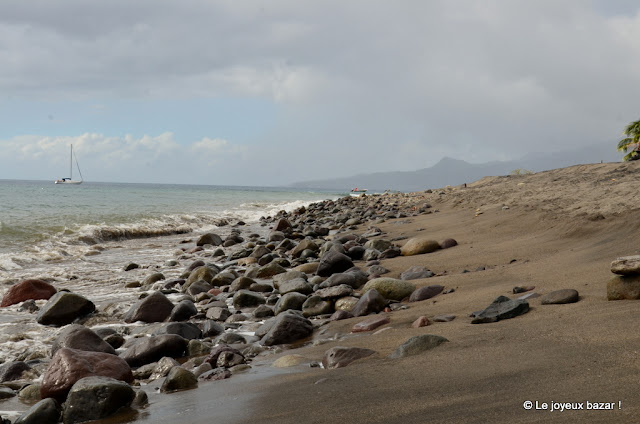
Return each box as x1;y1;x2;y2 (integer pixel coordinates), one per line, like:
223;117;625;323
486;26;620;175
0;179;343;420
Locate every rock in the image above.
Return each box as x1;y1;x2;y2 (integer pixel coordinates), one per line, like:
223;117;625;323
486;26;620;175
123;262;139;271
302;296;334;317
199;368;232;381
254;262;287;279
62;376;135;424
36;292;95;327
160;366;198;393
412;316;430;327
153;322;202;340
142;272;165;287
185;266;218;287
197;233;223;246
230;276;256;292
119;335;188;368
388;335;449;358
433;314;456;322
202;320;225;338
205;345;245;368
540;289;579;305
513;286;535;294
367;264;390;276
351;289;387;317
318;273;357;289
18;384;42;403
123;291;174;323
329;310;353;321
273;354;310;368
400;266;435;280
611;255;640;275
233;290;266;309
274;218;292;232
205;306;232;321
51;324;116;356
291;239;320;258
408;285;444;302
274;292;308;315
317;250;355;277
169;299;198;321
352;315;390;332
186;280;212;296
401;237;441;256
14;398;60;424
150;357;180;379
440;238;458;249
260;312;313;346
0;361;31;382
41;348;133;402
322;347;376;369
279;278;314;295
607;275;640;300
1;279;57;307
362;278;416;301
315;284;354;300
471;295;530;324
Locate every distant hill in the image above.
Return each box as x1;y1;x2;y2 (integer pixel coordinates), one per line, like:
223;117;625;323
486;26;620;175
289;143;621;192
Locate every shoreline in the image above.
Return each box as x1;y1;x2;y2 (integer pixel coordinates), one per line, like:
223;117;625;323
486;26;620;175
2;161;640;423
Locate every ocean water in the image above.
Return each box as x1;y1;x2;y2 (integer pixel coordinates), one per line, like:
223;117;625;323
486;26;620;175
0;179;342;379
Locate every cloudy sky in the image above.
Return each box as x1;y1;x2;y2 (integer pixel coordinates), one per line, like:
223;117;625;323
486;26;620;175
1;0;639;186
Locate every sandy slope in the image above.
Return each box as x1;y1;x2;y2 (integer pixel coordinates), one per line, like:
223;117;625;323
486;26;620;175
226;161;640;424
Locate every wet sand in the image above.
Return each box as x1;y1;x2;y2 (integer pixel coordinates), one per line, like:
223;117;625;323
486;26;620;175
223;162;640;424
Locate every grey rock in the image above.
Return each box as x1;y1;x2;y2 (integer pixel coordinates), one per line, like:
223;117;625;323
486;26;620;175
36;292;95;327
389;334;449;358
62;376;135;424
471;296;530;324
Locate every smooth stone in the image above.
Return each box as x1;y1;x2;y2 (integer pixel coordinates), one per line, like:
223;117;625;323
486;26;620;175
272;354;310;368
316;250;355;277
411;316;430;327
352;315;390;332
388;334;449;358
315;284;354;299
408;285;444;302
351;289;386;317
513;286;535;294
433;314;456;322
540;289;579;305
233;290;267;309
0;361;32;383
362;278;416;301
440;238;458;249
51;324;116;355
322;346;376;369
36;292;95;327
260;312;313;346
123;291;174;323
400;237;441;256
302;296;334;317
119;335;188;368
274;292;308;315
400;266;435;280
196;233;223;246
1;279;57;307
62;376;135;424
14;397;59;424
160;366;198;393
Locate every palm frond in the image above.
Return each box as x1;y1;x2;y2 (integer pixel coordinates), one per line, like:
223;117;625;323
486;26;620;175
617;137;633;151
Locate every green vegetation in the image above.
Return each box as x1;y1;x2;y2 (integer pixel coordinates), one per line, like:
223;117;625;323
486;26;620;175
617;119;640;161
510;169;533;175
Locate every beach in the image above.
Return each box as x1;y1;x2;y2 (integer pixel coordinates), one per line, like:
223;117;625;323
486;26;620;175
2;162;640;423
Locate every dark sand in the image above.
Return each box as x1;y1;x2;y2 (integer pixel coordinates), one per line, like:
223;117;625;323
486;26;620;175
120;161;640;424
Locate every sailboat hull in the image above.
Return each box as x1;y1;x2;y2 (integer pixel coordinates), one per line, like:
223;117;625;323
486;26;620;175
55;180;82;184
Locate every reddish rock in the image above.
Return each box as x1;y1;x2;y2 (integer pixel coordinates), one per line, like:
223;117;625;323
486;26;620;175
1;279;57;307
411;316;430;328
40;348;132;402
352;315;390;333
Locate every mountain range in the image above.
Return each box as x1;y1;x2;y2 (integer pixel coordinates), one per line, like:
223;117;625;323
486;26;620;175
290;143;622;192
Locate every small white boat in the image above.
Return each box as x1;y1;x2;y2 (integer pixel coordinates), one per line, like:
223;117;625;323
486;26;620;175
350;188;368;197
55;144;83;184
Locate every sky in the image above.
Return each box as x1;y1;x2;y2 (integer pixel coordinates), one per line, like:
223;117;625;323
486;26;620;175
1;0;639;186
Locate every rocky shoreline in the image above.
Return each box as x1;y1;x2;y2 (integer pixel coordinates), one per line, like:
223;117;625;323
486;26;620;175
0;191;464;423
3;161;640;423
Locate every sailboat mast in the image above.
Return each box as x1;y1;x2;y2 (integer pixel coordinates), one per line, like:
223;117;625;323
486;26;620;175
70;144;73;180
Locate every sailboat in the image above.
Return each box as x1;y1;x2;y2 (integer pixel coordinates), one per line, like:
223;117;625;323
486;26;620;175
54;144;83;184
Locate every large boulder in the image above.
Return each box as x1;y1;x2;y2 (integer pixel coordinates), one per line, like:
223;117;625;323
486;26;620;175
40;348;133;402
401;237;441;256
362;278;416;301
260;312;314;346
123;291;174;323
62;376;135;424
36;292;95;327
51;324;116;356
119;335;188;367
1;279;57;307
316;251;355;277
